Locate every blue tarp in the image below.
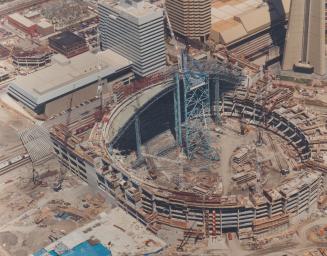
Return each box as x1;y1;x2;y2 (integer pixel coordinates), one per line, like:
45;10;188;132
33;248;47;256
34;241;111;256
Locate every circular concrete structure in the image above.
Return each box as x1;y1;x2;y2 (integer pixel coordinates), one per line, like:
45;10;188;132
95;80;322;238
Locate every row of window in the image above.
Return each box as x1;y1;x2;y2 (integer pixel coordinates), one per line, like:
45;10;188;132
53;142;88;182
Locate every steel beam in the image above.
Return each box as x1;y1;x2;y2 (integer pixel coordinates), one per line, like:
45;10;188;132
174;72;182;147
135;114;142;160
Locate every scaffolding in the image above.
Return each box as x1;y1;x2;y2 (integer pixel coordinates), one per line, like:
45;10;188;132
19;125;54;165
175;52;219;160
20;125;55;184
173;51;245;160
190;57;245;125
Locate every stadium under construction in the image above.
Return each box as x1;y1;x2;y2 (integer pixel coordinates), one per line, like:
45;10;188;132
49;51;325;242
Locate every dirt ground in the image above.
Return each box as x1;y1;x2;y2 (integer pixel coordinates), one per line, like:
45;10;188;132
0;157;111;256
0;99;33;157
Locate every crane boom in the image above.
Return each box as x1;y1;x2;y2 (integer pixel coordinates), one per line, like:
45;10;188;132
163;5;182;72
53;93;73;191
96;0;103;120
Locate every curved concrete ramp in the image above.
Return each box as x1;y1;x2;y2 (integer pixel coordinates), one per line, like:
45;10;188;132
103;78;175;145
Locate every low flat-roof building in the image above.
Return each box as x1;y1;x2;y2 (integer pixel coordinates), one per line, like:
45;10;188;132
37;20;54;36
12;47;52;67
7;13;37;36
0;45;10;60
49;31;89;58
8;50;134;116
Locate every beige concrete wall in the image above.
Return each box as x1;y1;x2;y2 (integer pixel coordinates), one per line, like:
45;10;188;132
44;72;134;116
45;82;98;116
307;0;325;75
283;0;325;75
282;0;306;71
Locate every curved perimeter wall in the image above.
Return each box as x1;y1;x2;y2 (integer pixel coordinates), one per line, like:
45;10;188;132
51;81;322;238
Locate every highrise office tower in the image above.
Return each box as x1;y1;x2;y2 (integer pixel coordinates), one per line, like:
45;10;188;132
283;0;325;75
165;0;211;41
99;0;166;77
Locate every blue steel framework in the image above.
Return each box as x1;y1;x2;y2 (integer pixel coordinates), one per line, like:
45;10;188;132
174;73;182;147
212;75;221;125
174;55;245;160
107;59;244;162
174;53;219;160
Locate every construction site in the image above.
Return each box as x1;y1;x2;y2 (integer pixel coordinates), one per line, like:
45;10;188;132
48;53;327;250
0;0;98;86
1;0;327;255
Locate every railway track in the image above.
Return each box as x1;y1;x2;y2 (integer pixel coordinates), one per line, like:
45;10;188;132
0;96;100;176
0;0;51;16
0;144;26;162
0;154;31;176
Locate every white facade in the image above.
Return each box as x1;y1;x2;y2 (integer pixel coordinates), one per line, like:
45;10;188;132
99;0;166;77
7;50;133;113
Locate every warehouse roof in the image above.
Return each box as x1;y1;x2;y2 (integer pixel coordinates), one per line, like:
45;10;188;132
210;0;290;44
211;19;247;44
235;5;280;34
8;13;35;28
37;20;53;29
8;50;132;107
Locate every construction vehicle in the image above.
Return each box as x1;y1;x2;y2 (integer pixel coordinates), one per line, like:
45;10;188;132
32;167;40;185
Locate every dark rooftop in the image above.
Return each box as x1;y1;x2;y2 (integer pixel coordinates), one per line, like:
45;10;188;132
49;31;86;48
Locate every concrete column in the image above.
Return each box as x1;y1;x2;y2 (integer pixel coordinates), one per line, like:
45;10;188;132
237;209;240;231
174;73;182;147
307;0;325;75
220;209;223;235
152;198;157;213
268;202;272;218
169;204;172;218
283;0;325;75
134;115;142;160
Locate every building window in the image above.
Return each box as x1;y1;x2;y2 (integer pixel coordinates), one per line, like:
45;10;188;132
96;173;105;184
70;160;77;167
77;158;85;166
79;171;87;180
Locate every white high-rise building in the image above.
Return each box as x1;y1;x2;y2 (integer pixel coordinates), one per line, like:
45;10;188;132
99;0;166;77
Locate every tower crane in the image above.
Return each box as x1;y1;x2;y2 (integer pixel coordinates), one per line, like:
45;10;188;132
253;75;269;194
53;2;105;191
95;0;104;121
164;5;182;72
53;92;73;191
